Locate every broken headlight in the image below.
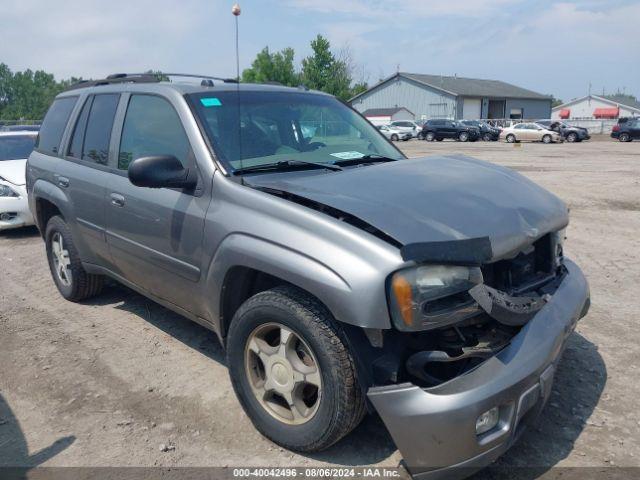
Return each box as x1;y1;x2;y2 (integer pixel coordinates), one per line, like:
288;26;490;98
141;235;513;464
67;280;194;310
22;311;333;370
389;265;484;332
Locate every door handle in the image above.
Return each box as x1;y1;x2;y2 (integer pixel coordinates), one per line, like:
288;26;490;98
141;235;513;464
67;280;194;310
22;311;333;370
110;193;125;208
58;177;70;188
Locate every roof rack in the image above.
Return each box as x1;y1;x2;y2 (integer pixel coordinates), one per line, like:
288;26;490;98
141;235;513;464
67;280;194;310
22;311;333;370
64;72;238;92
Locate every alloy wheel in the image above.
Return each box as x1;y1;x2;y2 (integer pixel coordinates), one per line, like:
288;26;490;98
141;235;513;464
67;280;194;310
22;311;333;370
245;323;322;425
51;232;72;287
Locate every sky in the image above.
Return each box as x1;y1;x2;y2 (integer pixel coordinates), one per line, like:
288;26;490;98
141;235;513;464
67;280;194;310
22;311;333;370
1;0;638;103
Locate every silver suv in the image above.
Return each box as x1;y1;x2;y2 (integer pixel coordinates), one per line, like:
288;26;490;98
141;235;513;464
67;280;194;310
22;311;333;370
27;73;590;478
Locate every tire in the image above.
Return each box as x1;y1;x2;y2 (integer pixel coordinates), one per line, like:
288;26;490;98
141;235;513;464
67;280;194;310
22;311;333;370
45;215;104;302
226;286;365;452
619;133;630;142
542;134;552;144
506;134;516;143
483;133;493;142
436;138;444;142
458;132;469;142
390;134;399;142
566;132;578;143
425;132;436;142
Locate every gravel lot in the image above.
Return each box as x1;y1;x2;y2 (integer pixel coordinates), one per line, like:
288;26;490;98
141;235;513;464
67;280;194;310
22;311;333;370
1;137;639;477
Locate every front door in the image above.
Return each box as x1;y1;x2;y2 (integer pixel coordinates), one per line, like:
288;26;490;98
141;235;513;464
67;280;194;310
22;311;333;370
105;93;208;314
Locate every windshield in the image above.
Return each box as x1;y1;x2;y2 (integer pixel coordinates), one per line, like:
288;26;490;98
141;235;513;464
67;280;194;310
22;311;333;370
0;135;36;161
189;91;405;173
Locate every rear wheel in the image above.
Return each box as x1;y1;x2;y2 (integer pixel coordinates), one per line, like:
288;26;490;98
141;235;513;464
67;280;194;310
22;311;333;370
619;133;631;142
227;286;365;452
542;134;552;144
45;216;103;301
506;134;516;143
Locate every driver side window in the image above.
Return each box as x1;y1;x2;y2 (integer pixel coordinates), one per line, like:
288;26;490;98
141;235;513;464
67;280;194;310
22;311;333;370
118;95;192;170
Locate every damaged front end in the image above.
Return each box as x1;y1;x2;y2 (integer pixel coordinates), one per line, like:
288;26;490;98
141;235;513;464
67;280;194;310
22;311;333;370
363;232;590;479
375;232;565;389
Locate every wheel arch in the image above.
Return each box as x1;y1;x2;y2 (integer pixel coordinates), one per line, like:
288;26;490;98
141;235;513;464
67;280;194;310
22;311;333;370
205;233;380;342
32;180;72;236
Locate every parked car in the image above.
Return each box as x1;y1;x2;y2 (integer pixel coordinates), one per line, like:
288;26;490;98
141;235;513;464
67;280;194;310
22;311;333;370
0;125;41;132
0;131;37;230
460;120;501;141
420;119;480;142
611;117;640;142
501;123;563;143
27;74;590;479
377;124;411;141
389;120;420;138
536;120;590;143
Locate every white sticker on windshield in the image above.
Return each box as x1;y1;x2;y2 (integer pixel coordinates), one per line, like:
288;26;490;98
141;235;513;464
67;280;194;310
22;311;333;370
330;151;364;160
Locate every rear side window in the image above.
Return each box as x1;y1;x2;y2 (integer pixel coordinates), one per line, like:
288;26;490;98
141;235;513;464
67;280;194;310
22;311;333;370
36;97;78;155
82;94;119;165
118;95;191;170
68;97;93;159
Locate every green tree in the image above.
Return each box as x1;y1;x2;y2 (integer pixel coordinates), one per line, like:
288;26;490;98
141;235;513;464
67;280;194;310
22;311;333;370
550;96;564;108
0;63;69;121
300;36;365;101
242;47;299;87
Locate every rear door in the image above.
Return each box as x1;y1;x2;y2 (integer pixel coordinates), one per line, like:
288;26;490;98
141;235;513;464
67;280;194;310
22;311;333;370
105;93;208;313
57;93;120;266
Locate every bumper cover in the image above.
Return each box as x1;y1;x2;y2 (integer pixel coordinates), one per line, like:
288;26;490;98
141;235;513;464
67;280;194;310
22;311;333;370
368;259;589;479
0;184;34;231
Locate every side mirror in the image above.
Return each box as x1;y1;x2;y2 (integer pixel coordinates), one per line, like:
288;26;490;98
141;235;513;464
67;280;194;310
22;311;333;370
128;155;196;189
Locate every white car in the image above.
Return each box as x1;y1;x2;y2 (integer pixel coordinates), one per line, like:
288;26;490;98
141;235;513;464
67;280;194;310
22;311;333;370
377;125;412;141
0;131;37;230
500;123;563;144
389;120;421;138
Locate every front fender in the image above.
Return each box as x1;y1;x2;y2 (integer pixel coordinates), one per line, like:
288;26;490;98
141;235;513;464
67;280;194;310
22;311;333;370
205;232;392;334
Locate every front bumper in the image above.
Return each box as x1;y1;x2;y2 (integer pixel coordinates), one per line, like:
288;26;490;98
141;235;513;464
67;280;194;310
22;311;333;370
0;184;34;231
368;259;589;479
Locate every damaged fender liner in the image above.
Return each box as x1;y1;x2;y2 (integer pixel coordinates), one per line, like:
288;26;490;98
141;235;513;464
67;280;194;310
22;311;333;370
469;283;548;326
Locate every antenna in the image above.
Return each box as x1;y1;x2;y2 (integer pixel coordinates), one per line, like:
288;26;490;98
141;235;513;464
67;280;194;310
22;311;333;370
232;3;244;184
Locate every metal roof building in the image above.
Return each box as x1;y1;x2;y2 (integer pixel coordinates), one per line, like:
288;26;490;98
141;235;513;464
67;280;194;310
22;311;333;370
350;72;552;121
552;94;640;120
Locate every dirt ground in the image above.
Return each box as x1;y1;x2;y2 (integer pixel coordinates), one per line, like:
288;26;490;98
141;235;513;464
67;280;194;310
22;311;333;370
1;136;639;477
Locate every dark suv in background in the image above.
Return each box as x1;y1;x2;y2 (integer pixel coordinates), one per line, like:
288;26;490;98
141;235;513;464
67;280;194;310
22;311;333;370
460;120;501;141
611;117;640;142
419;119;479;142
536;120;590;143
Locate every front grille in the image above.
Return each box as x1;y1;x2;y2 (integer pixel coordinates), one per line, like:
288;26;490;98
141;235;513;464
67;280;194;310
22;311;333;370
482;234;556;295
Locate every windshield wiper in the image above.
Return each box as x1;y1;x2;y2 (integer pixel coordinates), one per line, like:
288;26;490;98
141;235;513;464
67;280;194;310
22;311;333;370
233;159;342;175
334;154;400;166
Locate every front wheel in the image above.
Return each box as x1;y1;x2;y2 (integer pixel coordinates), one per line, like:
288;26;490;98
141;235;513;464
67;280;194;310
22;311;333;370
566;132;578;143
506;134;516;143
45;216;104;301
542;134;552;144
226;286;365;452
483;133;493;142
390;134;399;142
458;132;469;142
425;132;436;142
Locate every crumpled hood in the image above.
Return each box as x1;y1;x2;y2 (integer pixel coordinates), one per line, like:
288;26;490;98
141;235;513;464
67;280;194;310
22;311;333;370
0;159;27;186
249;155;569;260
